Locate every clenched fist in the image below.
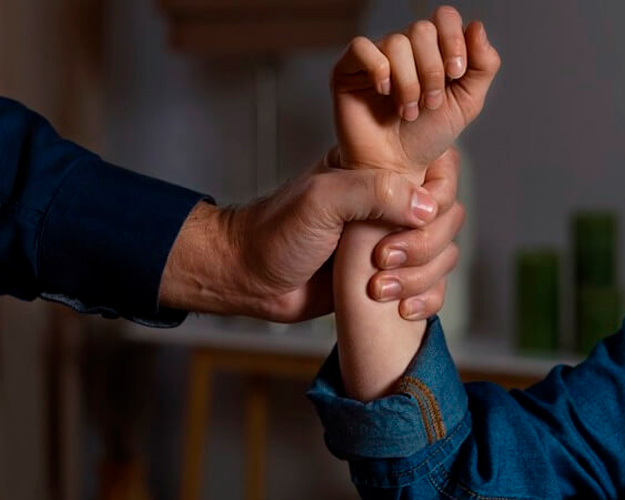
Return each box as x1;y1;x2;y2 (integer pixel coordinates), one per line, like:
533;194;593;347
333;6;501;178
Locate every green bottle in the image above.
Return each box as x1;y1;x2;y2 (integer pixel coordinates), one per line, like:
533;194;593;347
573;212;617;288
573;212;621;353
516;250;560;353
577;287;622;355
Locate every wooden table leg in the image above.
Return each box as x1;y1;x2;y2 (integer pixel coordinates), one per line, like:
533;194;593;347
180;351;212;500
245;376;267;500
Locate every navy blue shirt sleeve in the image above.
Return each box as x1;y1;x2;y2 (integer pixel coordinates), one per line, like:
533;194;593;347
308;317;625;499
0;97;212;326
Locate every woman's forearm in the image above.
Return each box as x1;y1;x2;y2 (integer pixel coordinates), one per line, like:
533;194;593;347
334;220;427;402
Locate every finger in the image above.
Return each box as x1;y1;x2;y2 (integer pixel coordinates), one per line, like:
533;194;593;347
406;20;446;111
466;21;501;76
374;202;465;269
332;36;391;95
399;279;447;321
313;168;438;230
452;21;502;123
421;147;460;214
379;33;421;121
368;243;459;302
432;5;467;79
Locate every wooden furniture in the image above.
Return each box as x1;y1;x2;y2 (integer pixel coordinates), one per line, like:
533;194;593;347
123;316;581;500
158;0;367;55
180;348;322;500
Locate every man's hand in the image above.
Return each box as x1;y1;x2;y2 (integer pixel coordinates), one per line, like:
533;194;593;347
369;147;464;320
158;148;463;323
333;6;501;179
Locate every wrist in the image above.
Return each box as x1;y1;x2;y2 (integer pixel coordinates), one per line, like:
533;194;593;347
335;147;428;178
158;201;246;315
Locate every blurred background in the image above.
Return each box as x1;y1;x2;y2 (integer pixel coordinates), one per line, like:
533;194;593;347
1;0;625;499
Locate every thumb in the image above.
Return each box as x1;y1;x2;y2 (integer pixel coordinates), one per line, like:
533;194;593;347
453;21;502;124
320;168;438;229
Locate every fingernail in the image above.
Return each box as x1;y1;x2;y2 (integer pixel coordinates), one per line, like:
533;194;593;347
379;78;391;95
384;249;407;269
446;57;464;79
403;298;425;320
402;102;420;122
411;191;435;224
424;90;443;110
377;278;402;301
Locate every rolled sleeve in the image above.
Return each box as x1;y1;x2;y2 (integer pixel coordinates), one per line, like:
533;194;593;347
38;158;210;327
307;317;468;460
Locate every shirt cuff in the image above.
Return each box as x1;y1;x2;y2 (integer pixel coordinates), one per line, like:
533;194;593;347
38;156;212;327
307;316;468;460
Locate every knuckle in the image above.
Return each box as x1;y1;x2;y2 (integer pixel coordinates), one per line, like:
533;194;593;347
306;170;342;226
349;36;370;54
401;81;422;99
307;172;351;227
384;32;411;52
306;172;324;201
483;54;501;74
347;36;391;78
412;231;433;263
352;170;372;195
409;271;427;294
303;173;330;218
408;20;437;39
455;204;467;232
421;68;446;85
346;171;374;218
441;146;460;170
490;50;503;72
429;289;446;314
373;170;398;208
448;243;460;269
373;59;390;78
438;177;456;208
435;5;461;19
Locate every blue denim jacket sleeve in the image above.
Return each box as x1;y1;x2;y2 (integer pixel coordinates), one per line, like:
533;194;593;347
0;97;211;327
308;316;625;499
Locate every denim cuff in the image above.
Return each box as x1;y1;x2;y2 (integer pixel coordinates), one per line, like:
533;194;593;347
38;157;211;327
307;317;468;460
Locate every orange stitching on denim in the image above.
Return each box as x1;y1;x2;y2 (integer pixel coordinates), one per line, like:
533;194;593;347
400;376;446;440
404;376;446;440
397;381;435;444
